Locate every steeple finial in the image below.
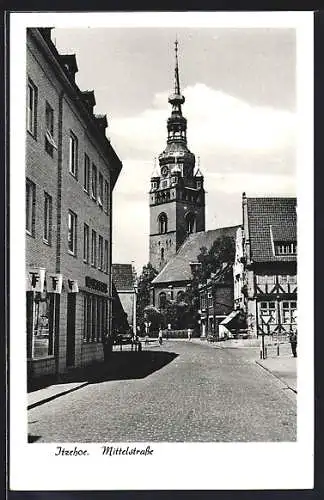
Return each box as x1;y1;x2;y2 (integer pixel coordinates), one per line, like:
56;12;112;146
174;38;180;95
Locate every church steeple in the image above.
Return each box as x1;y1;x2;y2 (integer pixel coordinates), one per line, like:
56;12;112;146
149;40;205;272
159;39;195;176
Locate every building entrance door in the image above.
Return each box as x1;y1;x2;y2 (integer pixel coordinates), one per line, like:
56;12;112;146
66;294;76;367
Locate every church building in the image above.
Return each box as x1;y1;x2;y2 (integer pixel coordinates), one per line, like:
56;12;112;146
149;41;238;314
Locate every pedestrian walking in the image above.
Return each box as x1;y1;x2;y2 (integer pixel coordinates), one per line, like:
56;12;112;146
158;327;163;345
289;331;297;357
187;328;192;341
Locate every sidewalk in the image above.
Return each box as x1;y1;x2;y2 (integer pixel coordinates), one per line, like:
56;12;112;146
256;356;297;393
28;351;140;410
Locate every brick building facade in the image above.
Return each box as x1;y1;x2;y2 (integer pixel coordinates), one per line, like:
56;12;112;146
26;28;122;381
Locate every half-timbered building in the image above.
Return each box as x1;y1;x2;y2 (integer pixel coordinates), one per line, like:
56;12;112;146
233;194;297;338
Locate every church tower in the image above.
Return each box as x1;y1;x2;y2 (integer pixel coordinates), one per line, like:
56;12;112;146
149;40;206;272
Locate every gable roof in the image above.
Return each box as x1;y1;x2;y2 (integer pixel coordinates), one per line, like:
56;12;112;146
152;226;239;285
246;197;297;263
112;264;135;291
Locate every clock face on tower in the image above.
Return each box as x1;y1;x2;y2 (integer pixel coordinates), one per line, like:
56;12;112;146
161;166;169;177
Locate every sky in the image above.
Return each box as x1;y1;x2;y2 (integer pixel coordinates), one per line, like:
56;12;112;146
53;27;296;272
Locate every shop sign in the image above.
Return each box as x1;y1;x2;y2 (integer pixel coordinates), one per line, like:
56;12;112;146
26;267;46;292
47;273;63;294
85;276;107;294
67;279;79;293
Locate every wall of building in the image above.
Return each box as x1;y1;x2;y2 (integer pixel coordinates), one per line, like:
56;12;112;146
26;29;119;380
118;291;134;328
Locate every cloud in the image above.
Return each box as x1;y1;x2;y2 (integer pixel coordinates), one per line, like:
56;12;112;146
110;83;296;161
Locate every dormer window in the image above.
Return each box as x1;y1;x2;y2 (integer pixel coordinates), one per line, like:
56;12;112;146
151;181;157;190
274;241;297;256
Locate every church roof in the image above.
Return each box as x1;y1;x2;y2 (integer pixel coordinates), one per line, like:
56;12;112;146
112;264;135;291
152;226;239;285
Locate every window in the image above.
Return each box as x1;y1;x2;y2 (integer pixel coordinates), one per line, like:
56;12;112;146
186;213;196;234
83;154;90;193
83;294;106;343
201;293;207;310
26;178;36;236
43;192;52;244
159;292;166;310
259;301;276;324
208;290;213;307
104;180;109;213
256;275;275;285
158;213;168;234
27;290;55;359
282;301;297;324
288;275;297;284
69;132;78;177
274;241;297;255
91;230;97;266
45;102;55;156
83;223;89;263
27;79;37;136
91;164;97;199
98;172;103;206
68;211;77;255
104;240;109;273
98;235;103;270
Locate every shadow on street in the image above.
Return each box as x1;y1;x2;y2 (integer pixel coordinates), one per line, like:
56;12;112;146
28;350;179;392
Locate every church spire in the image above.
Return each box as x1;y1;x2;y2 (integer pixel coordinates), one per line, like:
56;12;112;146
168;39;185;115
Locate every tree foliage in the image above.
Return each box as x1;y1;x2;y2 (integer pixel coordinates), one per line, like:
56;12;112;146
136;262;158;331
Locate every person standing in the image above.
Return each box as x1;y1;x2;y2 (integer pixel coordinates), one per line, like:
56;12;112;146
158;327;163;345
289;331;297;357
187;328;192;341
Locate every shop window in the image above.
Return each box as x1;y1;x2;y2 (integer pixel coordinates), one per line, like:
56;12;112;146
43;192;52;244
282;301;297;324
28;290;55;359
26;178;36;236
69;131;78;177
83;294;106;343
83;154;90;193
27;78;37;137
68;210;77;255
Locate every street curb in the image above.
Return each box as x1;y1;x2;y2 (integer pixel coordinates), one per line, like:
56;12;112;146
255;360;297;394
28;381;89;410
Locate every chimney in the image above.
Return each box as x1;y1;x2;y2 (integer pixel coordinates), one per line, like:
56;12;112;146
60;54;78;82
94;114;108;133
81;90;96;114
39;27;53;41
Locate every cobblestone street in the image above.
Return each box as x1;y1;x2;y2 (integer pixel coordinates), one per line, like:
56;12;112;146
28;340;296;442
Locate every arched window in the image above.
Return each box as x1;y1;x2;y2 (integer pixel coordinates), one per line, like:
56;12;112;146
159;292;166;310
185;213;196;234
158;213;168;234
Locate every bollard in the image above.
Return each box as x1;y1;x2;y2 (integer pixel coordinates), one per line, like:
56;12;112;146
277;342;280;356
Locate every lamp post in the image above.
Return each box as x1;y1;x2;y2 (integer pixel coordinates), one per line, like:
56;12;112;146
133;280;138;338
276;295;281;356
